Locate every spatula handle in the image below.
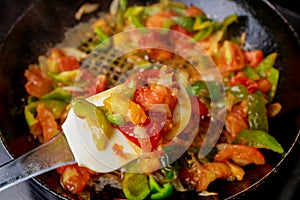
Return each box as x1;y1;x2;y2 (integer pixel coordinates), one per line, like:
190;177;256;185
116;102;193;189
0;131;75;192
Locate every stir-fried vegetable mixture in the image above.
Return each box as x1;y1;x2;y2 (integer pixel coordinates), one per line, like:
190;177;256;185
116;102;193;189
23;0;284;199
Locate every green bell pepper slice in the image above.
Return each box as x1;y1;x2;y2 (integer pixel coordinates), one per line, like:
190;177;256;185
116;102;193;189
242;65;260;81
149;175;173;199
171;16;195;31
254;53;277;78
267;67;279;102
24;99;68;126
99;105;124;125
122;172;150;200
72;98;110;150
24;102;39;127
48;70;78;85
247;91;268;132
227;84;248;105
192;23;214;41
41;87;72;101
234;129;284;154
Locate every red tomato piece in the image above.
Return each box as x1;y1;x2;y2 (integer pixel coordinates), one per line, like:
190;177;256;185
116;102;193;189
244;50;264;68
256;78;272;93
57;56;80;72
191;97;208;118
59;164;91;194
171;25;191;36
95;75;107;93
145;11;177;28
178;161;232;191
138;31;173;61
214;41;245;74
229;71;258;93
24;65;53;98
116;121;162;151
36;103;58;142
184;5;205;17
133;84;177;112
214;144;266;166
225;111;248;141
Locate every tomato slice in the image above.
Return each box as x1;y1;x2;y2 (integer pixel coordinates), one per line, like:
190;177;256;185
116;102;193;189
145;11;177;28
244;50;264;68
229;71;258;93
214;40;245;74
138;30;174;61
57;56;80;72
24;65;53;98
178;161;232;191
116;121;162;151
58;164;91;194
184;5;205;17
214;144;265;166
133;84;177;112
36;103;58;142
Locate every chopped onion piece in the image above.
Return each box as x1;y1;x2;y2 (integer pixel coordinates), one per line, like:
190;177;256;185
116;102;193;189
60;47;88;61
109;0;120;16
75;3;100;20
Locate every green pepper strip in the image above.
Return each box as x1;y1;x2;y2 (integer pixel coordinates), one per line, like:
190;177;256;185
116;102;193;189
48;70;78;85
242;65;260;81
122;172;150;200
131;16;144;28
172;16;194;31
24;99;68;126
72;98;110;150
247;91;268;132
41;87;72;101
188;81;207;96
254;53;277;78
24;102;39;126
267;67;279;102
149;175;173;199
193;24;214;41
94;27;109;41
234;129;284;154
117;0;128;29
228;84;248;105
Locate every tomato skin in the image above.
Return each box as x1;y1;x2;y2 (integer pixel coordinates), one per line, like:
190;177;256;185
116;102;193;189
214;144;265;166
184;5;205;17
229;71;258;93
190;97;208;118
133;84;177;112
256;78;272;93
116;121;162;151
244;50;264;68
225;111;248;141
171;25;191;36
214;41;245;74
57;56;80;72
145;11;177;28
138;26;173;61
36;103;58;142
178;162;232;191
24;65;53;98
58;164;91;194
95;75;107;93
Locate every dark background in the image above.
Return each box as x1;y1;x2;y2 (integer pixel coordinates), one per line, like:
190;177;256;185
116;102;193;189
0;0;299;200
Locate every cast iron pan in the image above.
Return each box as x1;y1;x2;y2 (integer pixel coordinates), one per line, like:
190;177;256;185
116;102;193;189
0;0;300;199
